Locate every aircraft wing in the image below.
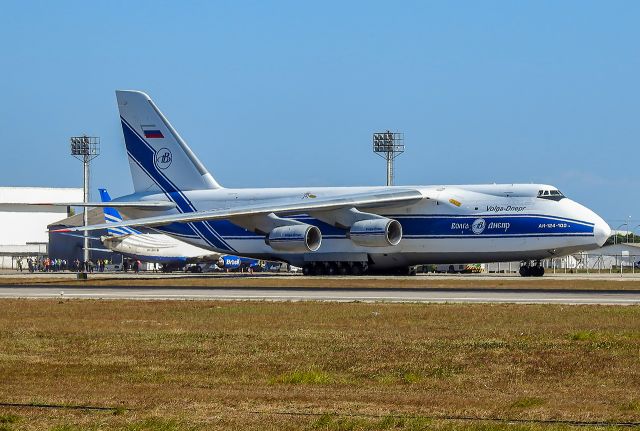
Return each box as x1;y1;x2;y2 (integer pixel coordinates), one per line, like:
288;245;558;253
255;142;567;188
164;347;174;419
51;188;427;233
28;201;176;210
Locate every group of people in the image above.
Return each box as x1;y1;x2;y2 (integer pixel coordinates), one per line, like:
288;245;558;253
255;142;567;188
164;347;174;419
16;257;114;273
82;258;112;273
17;257;69;273
122;259;142;273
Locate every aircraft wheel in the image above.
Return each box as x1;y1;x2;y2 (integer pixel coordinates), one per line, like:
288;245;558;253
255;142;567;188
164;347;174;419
302;264;312;276
327;263;338;276
351;263;363;276
309;264;323;276
533;266;544;277
338;263;349;275
519;266;530;277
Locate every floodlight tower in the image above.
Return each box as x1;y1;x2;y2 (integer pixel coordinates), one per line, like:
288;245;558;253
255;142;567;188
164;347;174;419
373;131;404;186
70;136;100;270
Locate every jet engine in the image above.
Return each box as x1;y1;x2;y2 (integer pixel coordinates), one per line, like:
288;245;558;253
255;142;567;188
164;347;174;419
348;218;402;247
265;225;322;252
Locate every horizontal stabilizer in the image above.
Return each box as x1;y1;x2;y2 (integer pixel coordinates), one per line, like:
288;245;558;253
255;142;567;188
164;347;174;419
54;232;102;241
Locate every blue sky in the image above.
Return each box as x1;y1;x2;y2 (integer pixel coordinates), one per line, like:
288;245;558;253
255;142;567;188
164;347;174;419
0;1;638;227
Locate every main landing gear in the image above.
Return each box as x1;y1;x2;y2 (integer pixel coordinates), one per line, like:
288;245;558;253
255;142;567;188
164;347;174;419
519;260;545;277
301;262;418;276
302;261;368;276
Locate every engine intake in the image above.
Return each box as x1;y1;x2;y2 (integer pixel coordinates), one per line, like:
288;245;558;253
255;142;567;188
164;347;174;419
265;225;322;252
349;218;402;247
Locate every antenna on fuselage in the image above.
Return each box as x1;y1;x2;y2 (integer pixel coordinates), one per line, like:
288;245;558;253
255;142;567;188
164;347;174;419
373;131;404;186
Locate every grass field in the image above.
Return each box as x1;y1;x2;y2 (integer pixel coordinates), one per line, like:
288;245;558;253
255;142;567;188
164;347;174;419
0;299;639;430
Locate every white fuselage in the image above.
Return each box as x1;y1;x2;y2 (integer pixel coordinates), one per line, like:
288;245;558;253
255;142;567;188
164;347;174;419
101;232;219;265
114;183;610;269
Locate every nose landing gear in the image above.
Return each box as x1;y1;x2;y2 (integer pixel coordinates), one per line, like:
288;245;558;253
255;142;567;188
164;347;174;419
519;261;545;277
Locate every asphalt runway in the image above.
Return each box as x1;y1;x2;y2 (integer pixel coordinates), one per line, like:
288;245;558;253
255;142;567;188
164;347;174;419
1;285;639;304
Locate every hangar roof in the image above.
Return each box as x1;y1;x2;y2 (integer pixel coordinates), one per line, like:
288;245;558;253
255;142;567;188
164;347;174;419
0;187;82;204
49;208;105;228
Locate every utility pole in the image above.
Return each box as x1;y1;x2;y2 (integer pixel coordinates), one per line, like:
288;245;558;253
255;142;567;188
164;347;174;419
373;131;404;186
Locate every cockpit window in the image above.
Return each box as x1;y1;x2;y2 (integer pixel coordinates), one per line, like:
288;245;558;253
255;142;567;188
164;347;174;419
538;189;565;200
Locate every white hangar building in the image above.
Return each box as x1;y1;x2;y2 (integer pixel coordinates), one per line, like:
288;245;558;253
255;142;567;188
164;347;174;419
0;187;82;268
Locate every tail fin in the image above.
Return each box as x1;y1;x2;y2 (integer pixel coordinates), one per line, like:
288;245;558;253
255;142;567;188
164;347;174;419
115;90;221;194
99;188;141;236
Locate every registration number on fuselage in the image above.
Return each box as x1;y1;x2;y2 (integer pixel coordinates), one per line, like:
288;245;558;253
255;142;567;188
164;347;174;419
538;223;569;229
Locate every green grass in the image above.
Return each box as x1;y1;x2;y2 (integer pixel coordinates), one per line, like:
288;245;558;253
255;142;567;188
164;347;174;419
0;415;19;424
0;414;19;431
401;371;422;384
271;369;331;384
620;401;640;412
569;330;598;341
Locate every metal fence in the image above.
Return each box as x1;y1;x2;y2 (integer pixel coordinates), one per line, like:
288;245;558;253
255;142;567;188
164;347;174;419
484;253;640;275
544;253;640;275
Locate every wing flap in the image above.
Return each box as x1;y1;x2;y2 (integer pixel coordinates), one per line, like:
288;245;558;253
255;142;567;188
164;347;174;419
51;189;427;233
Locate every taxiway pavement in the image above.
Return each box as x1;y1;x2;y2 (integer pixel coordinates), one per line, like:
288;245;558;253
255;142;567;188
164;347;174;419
0;285;639;304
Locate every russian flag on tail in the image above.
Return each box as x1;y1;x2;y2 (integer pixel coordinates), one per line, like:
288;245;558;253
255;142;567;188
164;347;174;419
142;125;164;139
144;130;164;139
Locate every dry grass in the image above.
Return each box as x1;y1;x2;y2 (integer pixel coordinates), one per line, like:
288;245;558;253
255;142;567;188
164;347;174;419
0;300;639;430
1;274;640;290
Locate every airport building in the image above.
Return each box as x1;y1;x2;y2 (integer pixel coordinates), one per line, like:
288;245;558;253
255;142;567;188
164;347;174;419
573;243;640;271
0;187;82;268
47;208;118;265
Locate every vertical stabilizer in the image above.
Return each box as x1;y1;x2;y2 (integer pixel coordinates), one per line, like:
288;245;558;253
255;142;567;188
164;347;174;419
99;188;141;236
116;90;221;194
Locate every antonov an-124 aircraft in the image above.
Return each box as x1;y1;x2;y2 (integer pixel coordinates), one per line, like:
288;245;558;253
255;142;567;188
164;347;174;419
53;90;611;276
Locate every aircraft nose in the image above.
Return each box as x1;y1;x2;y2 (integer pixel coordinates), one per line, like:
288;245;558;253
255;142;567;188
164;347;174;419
564;199;610;248
593;217;611;247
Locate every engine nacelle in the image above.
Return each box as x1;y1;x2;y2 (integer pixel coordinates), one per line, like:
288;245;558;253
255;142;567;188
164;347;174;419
349;218;402;247
265;225;322;252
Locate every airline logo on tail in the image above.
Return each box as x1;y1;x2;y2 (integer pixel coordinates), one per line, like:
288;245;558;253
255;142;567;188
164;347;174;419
155;148;172;170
